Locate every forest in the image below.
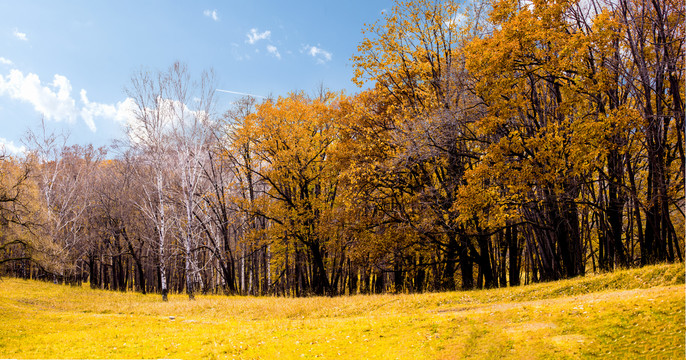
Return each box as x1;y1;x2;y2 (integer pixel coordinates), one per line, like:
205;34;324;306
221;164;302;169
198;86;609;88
0;0;683;299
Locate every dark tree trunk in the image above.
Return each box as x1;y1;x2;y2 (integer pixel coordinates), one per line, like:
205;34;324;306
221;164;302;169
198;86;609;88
459;235;474;290
348;260;357;295
308;242;331;296
498;230;507;287
413;255;425;292
607;149;627;268
477;233;496;288
442;234;458;291
507;224;520;286
374;270;384;294
393;254;403;293
88;255;99;289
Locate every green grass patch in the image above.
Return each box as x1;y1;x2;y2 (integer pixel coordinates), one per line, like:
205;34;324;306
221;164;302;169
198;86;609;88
0;262;683;359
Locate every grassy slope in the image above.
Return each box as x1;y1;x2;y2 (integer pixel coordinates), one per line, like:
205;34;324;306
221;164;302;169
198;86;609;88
0;263;683;359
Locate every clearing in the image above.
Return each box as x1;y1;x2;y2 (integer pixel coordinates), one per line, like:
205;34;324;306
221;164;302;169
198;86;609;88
0;263;683;359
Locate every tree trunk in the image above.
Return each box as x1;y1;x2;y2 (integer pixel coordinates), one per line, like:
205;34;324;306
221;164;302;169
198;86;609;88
442;234;458;291
507;224;520;286
308;242;331;296
459;235;474;290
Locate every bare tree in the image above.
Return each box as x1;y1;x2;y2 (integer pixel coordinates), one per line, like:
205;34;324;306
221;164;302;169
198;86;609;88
126;62;217;300
126;68;174;301
24;121;104;284
167;63;217;300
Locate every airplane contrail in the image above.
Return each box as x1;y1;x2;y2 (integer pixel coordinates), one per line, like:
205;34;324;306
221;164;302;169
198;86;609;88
216;89;266;99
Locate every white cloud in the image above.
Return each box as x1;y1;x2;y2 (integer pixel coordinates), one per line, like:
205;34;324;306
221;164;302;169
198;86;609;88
266;45;281;59
0;69;137;134
246;28;271;44
203;9;219;21
0;69;78;123
79;90;104;132
80;90;138;133
124;97;209;146
115;98;138;124
0;137;26;155
12;28;28;41
0;57;12;66
305;45;332;64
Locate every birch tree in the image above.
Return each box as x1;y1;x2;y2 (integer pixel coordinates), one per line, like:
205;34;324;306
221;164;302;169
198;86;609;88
126;62;216;300
126;67;175;301
167;63;216;300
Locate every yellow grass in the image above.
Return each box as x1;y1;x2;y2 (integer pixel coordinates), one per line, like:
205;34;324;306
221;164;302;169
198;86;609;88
0;263;683;359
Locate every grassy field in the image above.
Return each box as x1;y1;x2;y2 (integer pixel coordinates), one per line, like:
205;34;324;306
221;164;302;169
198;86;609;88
0;263;683;359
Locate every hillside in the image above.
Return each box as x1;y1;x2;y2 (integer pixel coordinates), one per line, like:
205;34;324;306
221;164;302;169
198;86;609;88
0;263;683;359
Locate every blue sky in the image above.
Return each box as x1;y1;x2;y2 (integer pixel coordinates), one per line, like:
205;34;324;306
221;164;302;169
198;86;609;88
0;1;393;154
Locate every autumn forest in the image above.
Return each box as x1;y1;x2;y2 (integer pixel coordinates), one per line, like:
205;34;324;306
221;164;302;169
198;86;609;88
0;0;683;299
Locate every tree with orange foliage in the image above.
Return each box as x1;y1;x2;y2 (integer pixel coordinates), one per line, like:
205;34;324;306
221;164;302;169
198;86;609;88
232;92;345;295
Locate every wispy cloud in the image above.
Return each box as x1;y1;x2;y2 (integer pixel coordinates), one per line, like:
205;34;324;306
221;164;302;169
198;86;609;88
304;45;332;64
203;9;219;21
229;42;251;61
216;89;266;99
246;28;271;44
0;57;12;66
12;28;28;41
266;45;281;59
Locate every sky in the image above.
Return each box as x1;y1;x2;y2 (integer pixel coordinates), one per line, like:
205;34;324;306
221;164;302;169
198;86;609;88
0;1;394;155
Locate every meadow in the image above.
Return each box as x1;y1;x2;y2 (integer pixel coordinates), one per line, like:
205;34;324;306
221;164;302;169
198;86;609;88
0;263;683;359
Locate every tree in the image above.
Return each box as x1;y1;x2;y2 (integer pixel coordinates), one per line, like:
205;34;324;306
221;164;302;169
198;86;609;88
614;0;684;264
233;92;345;295
351;0;492;290
127;61;218;300
24;122;105;284
126;66;175;300
464;0;613;280
0;153;44;273
200;96;261;295
89;156;152;292
167;63;216;300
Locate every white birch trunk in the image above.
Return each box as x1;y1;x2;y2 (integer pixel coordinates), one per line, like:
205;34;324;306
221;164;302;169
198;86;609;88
157;173;168;301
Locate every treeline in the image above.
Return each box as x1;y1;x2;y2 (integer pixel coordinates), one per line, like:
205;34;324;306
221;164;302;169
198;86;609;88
0;0;683;298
